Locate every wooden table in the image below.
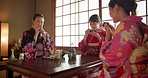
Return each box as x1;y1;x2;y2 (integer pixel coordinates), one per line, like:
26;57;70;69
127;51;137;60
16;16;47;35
0;58;9;70
6;54;102;78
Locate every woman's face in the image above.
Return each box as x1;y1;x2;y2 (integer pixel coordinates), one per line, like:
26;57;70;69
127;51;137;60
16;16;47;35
89;22;100;29
109;6;120;23
32;16;44;28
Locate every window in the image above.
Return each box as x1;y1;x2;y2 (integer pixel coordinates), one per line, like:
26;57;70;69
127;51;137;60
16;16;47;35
55;0;99;47
55;0;148;47
102;0;116;27
136;0;148;24
102;0;148;27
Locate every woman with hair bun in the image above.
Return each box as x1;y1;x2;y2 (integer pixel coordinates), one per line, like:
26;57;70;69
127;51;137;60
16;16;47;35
21;14;53;59
78;14;106;56
77;14;107;78
86;0;148;78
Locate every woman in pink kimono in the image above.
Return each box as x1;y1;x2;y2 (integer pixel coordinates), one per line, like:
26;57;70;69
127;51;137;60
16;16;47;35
78;14;106;56
87;0;148;78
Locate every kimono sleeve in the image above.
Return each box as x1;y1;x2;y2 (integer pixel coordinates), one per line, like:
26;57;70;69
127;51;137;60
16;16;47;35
21;31;36;59
100;23;143;67
43;36;53;56
78;39;89;53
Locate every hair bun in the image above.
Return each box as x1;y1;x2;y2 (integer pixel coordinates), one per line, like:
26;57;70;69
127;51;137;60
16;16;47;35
89;14;100;22
130;3;137;12
109;0;137;15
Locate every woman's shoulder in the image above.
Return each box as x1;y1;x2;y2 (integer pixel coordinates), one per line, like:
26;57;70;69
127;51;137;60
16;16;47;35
24;28;34;32
122;16;142;23
23;28;35;36
122;16;142;27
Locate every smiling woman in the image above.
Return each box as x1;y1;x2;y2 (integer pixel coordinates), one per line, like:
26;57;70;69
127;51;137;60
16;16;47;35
21;14;53;59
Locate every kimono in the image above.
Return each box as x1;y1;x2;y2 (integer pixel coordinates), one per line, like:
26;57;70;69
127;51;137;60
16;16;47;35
78;28;106;78
87;16;148;78
21;28;53;59
78;28;106;56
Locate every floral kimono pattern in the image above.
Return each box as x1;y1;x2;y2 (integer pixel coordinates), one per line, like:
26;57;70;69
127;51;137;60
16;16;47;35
78;28;106;56
78;28;105;78
21;28;53;59
87;16;148;78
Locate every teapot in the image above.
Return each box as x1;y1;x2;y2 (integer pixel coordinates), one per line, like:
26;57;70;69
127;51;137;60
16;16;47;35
68;47;76;59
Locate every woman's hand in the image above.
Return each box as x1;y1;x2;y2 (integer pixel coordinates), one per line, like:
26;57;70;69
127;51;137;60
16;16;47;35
104;24;114;41
39;27;49;42
84;29;91;45
89;31;98;37
85;29;90;35
89;31;101;40
39;27;46;36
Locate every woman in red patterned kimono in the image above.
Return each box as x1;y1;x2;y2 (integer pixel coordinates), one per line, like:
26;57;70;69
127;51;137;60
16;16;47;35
78;14;106;56
21;14;53;60
78;14;107;78
86;0;148;78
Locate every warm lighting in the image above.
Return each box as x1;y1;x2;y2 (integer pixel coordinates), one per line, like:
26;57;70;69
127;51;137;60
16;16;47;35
0;21;9;57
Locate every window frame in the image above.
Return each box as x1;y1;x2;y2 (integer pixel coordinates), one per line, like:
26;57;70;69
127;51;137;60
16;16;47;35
53;0;148;50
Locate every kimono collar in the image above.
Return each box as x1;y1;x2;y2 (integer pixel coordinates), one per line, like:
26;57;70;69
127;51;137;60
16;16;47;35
120;16;142;23
29;28;35;36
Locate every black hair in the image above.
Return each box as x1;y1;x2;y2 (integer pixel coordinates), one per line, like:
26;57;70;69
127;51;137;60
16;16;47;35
89;14;101;22
109;0;137;15
33;13;44;21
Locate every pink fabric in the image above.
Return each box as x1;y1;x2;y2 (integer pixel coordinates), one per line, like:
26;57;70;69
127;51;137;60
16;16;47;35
87;16;147;78
78;28;106;56
21;28;53;59
77;28;105;78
